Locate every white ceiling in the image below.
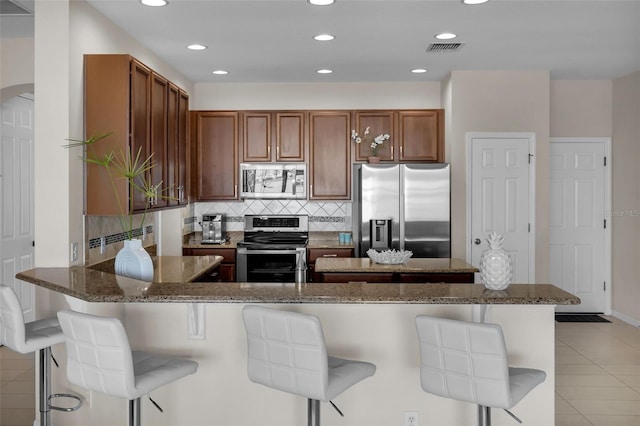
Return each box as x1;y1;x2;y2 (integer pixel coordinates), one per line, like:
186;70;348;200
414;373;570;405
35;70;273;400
4;0;640;83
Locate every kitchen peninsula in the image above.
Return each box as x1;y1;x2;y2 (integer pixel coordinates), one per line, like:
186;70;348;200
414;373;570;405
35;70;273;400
16;262;578;426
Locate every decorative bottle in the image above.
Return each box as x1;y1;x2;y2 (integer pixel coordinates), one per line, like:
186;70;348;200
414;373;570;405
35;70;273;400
479;232;513;290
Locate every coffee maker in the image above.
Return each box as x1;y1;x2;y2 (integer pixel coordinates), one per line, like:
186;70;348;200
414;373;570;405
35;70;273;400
200;214;225;244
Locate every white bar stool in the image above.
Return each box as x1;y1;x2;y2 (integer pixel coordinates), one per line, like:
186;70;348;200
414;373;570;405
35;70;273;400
57;309;198;426
0;285;83;426
242;305;376;426
415;315;546;426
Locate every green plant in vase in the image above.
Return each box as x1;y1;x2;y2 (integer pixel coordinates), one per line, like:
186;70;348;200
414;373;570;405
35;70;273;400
65;132;170;280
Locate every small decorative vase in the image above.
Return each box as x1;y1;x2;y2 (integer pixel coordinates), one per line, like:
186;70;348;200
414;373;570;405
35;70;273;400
115;239;154;281
367;156;380;163
479;232;513;290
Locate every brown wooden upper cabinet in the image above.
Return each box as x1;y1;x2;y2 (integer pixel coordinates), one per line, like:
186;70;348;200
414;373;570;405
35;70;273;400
242;111;305;162
129;58;152;212
353;111;395;162
353;110;444;163
167;85;189;206
309;111;351;200
150;72;169;209
192;111;239;200
84;54;189;215
397;110;444;162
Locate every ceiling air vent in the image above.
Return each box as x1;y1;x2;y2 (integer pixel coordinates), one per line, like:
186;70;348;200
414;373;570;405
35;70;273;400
0;0;32;16
426;42;464;53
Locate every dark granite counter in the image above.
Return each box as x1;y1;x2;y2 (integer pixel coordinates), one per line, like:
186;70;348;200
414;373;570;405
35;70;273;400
183;231;242;249
315;257;479;273
16;259;579;305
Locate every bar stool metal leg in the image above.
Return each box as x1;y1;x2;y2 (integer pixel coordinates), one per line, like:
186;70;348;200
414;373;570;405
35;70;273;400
477;405;491;426
38;347;83;426
307;399;320;426
39;348;51;426
129;398;142;426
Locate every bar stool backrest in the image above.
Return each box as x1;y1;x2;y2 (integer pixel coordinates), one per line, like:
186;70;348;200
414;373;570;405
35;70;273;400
57;310;136;400
415;316;511;408
0;285;27;351
242;306;329;401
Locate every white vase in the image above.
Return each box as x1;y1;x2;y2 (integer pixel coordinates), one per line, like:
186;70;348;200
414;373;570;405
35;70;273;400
479;232;513;290
115;239;154;281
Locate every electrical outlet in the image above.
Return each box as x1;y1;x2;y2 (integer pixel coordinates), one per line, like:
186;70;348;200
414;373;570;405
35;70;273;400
71;242;78;262
404;411;419;426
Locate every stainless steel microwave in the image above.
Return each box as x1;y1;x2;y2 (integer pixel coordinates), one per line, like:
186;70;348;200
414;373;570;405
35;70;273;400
240;163;307;199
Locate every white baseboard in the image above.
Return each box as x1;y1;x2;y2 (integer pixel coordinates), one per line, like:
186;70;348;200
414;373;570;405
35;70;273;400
611;310;640;327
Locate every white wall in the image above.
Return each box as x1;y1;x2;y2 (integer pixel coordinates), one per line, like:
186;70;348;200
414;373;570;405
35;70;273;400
34;0;71;268
611;71;640;323
193;82;441;110
446;70;551;281
0;37;34;99
550;80;612;137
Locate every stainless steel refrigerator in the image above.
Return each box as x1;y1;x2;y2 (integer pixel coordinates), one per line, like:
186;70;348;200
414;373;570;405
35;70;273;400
352;163;451;258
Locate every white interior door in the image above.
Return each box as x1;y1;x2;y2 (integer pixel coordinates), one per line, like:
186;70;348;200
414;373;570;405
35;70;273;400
467;133;535;284
1;94;35;321
549;139;608;313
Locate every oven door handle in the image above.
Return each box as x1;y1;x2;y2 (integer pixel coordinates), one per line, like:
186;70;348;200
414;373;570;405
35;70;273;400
236;248;305;255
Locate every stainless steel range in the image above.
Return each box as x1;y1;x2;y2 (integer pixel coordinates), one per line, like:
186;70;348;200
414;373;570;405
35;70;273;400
236;215;309;283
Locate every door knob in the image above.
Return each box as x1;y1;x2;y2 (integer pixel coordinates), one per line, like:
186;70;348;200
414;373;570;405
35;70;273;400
474;238;481;245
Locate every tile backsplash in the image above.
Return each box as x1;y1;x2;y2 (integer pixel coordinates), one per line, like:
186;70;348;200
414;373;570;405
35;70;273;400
85;214;155;265
192;200;352;232
85;200;352;264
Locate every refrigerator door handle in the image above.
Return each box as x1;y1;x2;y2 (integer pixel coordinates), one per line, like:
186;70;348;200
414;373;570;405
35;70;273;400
399;167;405;251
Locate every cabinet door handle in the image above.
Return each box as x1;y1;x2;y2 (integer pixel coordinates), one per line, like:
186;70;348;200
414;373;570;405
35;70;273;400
323;254;338;257
234;184;237;197
391;145;394;159
400;145;403;158
267;145;271;157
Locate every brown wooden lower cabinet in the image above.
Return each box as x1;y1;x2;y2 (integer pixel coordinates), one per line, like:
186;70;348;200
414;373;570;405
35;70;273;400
183;247;236;282
319;272;474;283
307;248;354;282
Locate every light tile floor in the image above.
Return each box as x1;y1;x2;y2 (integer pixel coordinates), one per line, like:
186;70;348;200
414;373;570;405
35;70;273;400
0;346;35;426
1;316;639;426
556;316;640;426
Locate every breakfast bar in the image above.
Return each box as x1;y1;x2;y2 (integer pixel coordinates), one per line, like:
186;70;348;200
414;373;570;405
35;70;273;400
16;260;578;426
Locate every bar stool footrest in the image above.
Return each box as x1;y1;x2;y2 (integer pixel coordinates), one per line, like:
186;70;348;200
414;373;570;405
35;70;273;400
48;393;83;412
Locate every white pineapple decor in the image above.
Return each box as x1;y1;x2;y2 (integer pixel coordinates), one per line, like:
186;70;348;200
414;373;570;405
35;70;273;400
479;232;513;290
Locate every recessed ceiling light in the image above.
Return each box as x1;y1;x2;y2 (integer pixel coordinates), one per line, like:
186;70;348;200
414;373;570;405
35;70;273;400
435;32;457;40
316;69;333;74
313;34;335;41
187;44;207;50
212;70;229;75
411;69;428;74
462;0;488;4
140;0;168;6
308;0;335;5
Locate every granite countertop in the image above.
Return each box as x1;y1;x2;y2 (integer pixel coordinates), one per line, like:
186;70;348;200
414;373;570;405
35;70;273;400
16;262;578;305
315;257;479;273
307;231;353;249
88;255;223;283
183;231;242;249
